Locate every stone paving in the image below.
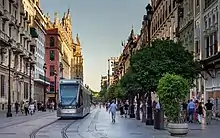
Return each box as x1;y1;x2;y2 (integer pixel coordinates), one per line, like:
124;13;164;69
0;108;219;138
0;112;58;138
91;108;220;138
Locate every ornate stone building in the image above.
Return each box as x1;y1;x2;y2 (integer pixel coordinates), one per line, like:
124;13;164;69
179;0;194;52
194;0;220;101
150;0;178;41
0;0;37;110
71;34;83;81
45;9;83;102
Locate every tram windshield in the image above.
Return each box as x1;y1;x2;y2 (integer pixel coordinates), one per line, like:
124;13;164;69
60;83;79;106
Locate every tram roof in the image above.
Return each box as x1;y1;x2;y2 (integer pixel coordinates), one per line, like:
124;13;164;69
59;79;83;84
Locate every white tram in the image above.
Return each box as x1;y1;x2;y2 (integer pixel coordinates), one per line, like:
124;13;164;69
57;79;91;118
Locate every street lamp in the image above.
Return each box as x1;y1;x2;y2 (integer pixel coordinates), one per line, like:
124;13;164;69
53;70;57;110
145;3;154;125
43;63;47;112
6;46;12;117
29;54;34;104
128;36;136;119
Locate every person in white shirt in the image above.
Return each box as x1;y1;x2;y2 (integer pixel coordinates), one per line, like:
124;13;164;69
29;103;35;115
109;100;117;123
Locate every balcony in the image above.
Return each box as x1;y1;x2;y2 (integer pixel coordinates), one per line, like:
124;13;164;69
13;43;23;53
9;15;16;26
19;27;25;36
2;10;10;21
30;27;38;38
34;74;50;84
10;38;17;49
20;5;25;16
27;15;31;24
30;38;37;47
0;30;10;46
24;11;28;20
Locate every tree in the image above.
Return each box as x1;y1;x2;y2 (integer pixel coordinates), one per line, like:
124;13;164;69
157;73;189;123
130;39;200;123
120;67;142;119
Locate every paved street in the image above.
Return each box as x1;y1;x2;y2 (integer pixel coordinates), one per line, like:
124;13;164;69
0;108;219;138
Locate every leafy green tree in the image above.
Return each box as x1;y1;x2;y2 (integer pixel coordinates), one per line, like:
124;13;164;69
130;39;200;122
120;67;142;120
157;73;189;123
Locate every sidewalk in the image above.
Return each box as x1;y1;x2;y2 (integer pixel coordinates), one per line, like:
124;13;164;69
92;108;220;138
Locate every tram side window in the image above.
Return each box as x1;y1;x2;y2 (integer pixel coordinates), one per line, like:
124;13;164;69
78;89;83;107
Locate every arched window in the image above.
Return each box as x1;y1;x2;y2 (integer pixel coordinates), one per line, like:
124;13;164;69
50;37;54;47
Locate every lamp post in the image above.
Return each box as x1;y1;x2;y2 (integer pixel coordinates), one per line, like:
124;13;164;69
6;47;12;117
128;36;136;118
29;54;33;104
145;3;154;125
53;70;57;110
43;63;47;112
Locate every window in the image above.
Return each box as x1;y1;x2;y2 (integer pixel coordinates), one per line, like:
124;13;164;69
50;82;55;93
1;75;5;97
213;32;218;54
205;37;209;58
212;14;216;24
196;0;199;6
9;3;11;14
24;82;28;99
2;21;5;32
50;65;55;76
209;34;213;56
9;27;11;37
50;50;55;61
50;37;54;47
195;41;200;54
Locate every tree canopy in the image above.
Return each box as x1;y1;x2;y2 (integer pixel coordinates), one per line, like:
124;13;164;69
119;67;142;97
130;39;200;92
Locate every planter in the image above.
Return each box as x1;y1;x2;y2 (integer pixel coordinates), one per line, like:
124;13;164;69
167;123;188;136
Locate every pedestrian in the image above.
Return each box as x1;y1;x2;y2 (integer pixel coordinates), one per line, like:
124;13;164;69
15;101;19;114
187;99;195;123
24;101;29;116
119;102;124;117
205;99;213;125
29;102;35;115
109;100;117;123
124;102;129;118
197;102;203;124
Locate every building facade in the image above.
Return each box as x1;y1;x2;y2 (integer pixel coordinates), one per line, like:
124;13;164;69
45;10;83;102
194;0;220;101
0;0;37;110
71;34;83;81
150;0;178;41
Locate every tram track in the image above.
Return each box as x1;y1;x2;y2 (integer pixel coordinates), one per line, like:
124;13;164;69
30;107;97;138
0;112;55;130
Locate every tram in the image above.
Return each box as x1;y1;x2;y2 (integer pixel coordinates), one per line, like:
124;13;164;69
57;79;91;118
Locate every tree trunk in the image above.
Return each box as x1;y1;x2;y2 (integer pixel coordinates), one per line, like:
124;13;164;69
130;95;135;118
136;93;140;120
141;95;146;123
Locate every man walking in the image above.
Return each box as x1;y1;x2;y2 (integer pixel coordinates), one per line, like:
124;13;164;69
205;99;213;125
187;99;195;123
109;100;117;123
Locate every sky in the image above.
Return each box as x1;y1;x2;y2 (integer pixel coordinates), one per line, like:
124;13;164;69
40;0;149;92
